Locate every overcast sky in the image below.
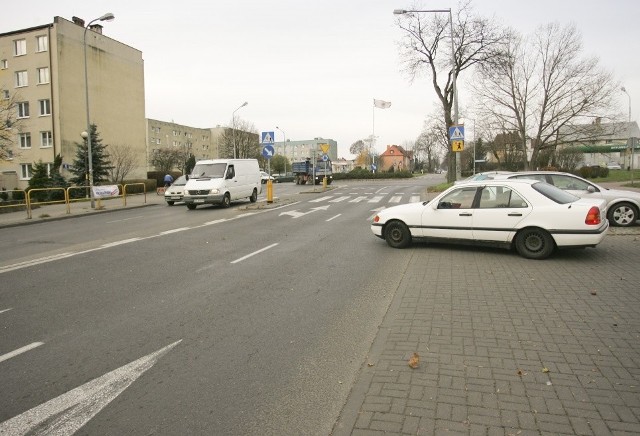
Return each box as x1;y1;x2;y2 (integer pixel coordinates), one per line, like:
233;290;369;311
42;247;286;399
2;0;638;159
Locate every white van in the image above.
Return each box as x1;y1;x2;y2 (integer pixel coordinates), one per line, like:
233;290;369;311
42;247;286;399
182;159;262;209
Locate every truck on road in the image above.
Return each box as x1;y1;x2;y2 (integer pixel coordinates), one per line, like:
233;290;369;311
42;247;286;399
292;158;333;185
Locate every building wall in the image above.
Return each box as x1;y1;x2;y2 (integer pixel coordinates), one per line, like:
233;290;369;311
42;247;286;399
0;16;146;189
273;137;337;163
146;119;225;170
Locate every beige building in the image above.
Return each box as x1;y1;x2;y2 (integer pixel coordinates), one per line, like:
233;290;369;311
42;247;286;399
0;16;145;190
146;119;229;168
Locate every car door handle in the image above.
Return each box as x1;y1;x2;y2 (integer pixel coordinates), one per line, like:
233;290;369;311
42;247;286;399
508;212;522;216
459;212;472;217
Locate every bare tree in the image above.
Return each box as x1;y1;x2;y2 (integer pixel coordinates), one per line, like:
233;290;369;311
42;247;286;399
472;23;619;170
108;144;140;183
395;0;507;181
1;93;22;161
150;148;182;174
416;115;450;171
218;118;260;159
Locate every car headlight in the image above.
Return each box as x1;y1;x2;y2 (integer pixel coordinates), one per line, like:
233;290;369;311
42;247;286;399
210;189;220;194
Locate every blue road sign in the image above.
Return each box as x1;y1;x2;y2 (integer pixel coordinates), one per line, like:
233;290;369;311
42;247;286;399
448;125;465;141
321;154;329;162
262;144;275;159
261;131;275;144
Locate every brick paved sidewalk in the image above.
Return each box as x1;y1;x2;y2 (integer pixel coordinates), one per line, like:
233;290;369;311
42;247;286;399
334;237;640;435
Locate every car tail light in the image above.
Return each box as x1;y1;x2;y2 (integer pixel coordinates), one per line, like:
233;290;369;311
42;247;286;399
585;206;601;225
373;215;380;223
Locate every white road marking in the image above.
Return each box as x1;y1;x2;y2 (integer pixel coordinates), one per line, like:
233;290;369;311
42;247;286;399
368;196;384;203
349;196;367;203
159;228;190;235
326;214;341;222
231;243;278;264
0;342;44;364
389;196;402;203
0;308;13;315
329;196;350;203
278;205;330;219
0;253;76;274
0;340;181;435
101;238;141;248
308;196;333;203
409;195;421;203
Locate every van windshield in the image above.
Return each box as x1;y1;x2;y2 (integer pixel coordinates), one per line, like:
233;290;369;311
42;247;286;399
191;163;226;178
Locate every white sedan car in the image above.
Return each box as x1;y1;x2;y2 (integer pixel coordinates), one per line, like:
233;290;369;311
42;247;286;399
164;175;188;205
260;171;275;183
496;171;640;227
371;179;609;259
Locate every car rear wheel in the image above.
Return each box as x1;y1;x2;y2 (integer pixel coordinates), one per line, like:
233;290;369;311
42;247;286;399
607;202;637;227
186;204;197;210
515;227;554;259
166;201;174;206
384;220;411;248
250;188;257;203
221;193;231;208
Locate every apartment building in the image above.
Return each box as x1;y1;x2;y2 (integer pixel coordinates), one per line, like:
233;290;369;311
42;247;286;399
272;137;338;163
0;16;145;190
146;119;229;165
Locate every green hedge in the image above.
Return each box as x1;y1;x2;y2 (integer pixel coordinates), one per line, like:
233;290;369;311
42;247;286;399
333;168;413;180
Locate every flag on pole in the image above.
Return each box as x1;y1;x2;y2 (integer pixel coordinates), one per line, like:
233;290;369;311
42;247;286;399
373;99;392;109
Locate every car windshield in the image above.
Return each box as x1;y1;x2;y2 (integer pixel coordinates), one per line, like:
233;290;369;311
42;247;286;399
531;181;579;204
173;176;187;186
191;163;226;178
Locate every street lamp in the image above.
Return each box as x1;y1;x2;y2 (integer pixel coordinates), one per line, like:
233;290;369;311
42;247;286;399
276;126;286;175
83;12;115;208
621;87;631;122
394;8;460;180
232;101;248;159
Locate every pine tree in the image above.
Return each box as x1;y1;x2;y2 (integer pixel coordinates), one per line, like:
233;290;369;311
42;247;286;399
27;160;50;202
69;124;112;186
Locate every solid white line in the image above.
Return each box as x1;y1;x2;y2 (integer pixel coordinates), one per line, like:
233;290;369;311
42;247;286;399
230;243;278;264
326;214;341;222
101;238;141;248
159;228;190;235
0;342;44;363
0;308;12;315
106;215;145;224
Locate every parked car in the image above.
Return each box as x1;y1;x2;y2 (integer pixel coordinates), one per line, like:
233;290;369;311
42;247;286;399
453;171;513;185
607;163;622;170
371;179;608;259
164;175;188;206
495;171;640;227
260;171;275;183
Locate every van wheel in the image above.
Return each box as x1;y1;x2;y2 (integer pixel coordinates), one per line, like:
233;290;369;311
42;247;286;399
187;204;197;210
250;188;257;203
166;201;174;206
221;193;231;208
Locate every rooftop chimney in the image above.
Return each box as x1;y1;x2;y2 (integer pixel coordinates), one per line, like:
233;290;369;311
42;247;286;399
72;16;85;27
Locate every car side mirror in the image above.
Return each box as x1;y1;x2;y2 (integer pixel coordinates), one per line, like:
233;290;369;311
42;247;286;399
587;185;596;193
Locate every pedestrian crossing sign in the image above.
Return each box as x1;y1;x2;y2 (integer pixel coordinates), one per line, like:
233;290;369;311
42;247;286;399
452;140;464;152
448;125;465;141
261;131;274;144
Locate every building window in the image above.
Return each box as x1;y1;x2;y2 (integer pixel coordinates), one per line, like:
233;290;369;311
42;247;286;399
17;101;29;118
19;132;31;149
36;35;48;52
39;99;51;116
37;67;49;84
15;71;28;87
21;164;33;179
14;39;27;56
41;131;53;147
0;59;7;69
2;89;8;100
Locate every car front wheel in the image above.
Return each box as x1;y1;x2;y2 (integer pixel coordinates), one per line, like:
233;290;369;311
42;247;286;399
384;220;411;249
166;201;174;206
515;227;554;259
221;193;231;208
607;202;638;227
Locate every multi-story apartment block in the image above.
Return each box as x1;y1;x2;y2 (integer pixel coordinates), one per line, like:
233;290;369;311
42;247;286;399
273;137;338;163
0;16;145;190
146;119;229;165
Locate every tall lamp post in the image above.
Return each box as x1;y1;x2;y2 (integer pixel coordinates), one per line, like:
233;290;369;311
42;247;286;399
276;126;286;175
621;86;634;182
83;12;115;208
232;101;248;159
393;8;460;181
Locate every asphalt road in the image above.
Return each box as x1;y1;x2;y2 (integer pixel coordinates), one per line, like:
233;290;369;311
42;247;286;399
0;177;436;435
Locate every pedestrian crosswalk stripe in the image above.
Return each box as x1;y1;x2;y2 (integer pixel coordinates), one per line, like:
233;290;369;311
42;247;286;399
389;196;402;203
368;196;383;203
309;196;333;203
349;196;367;203
409;196;421;203
329;196;350;203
